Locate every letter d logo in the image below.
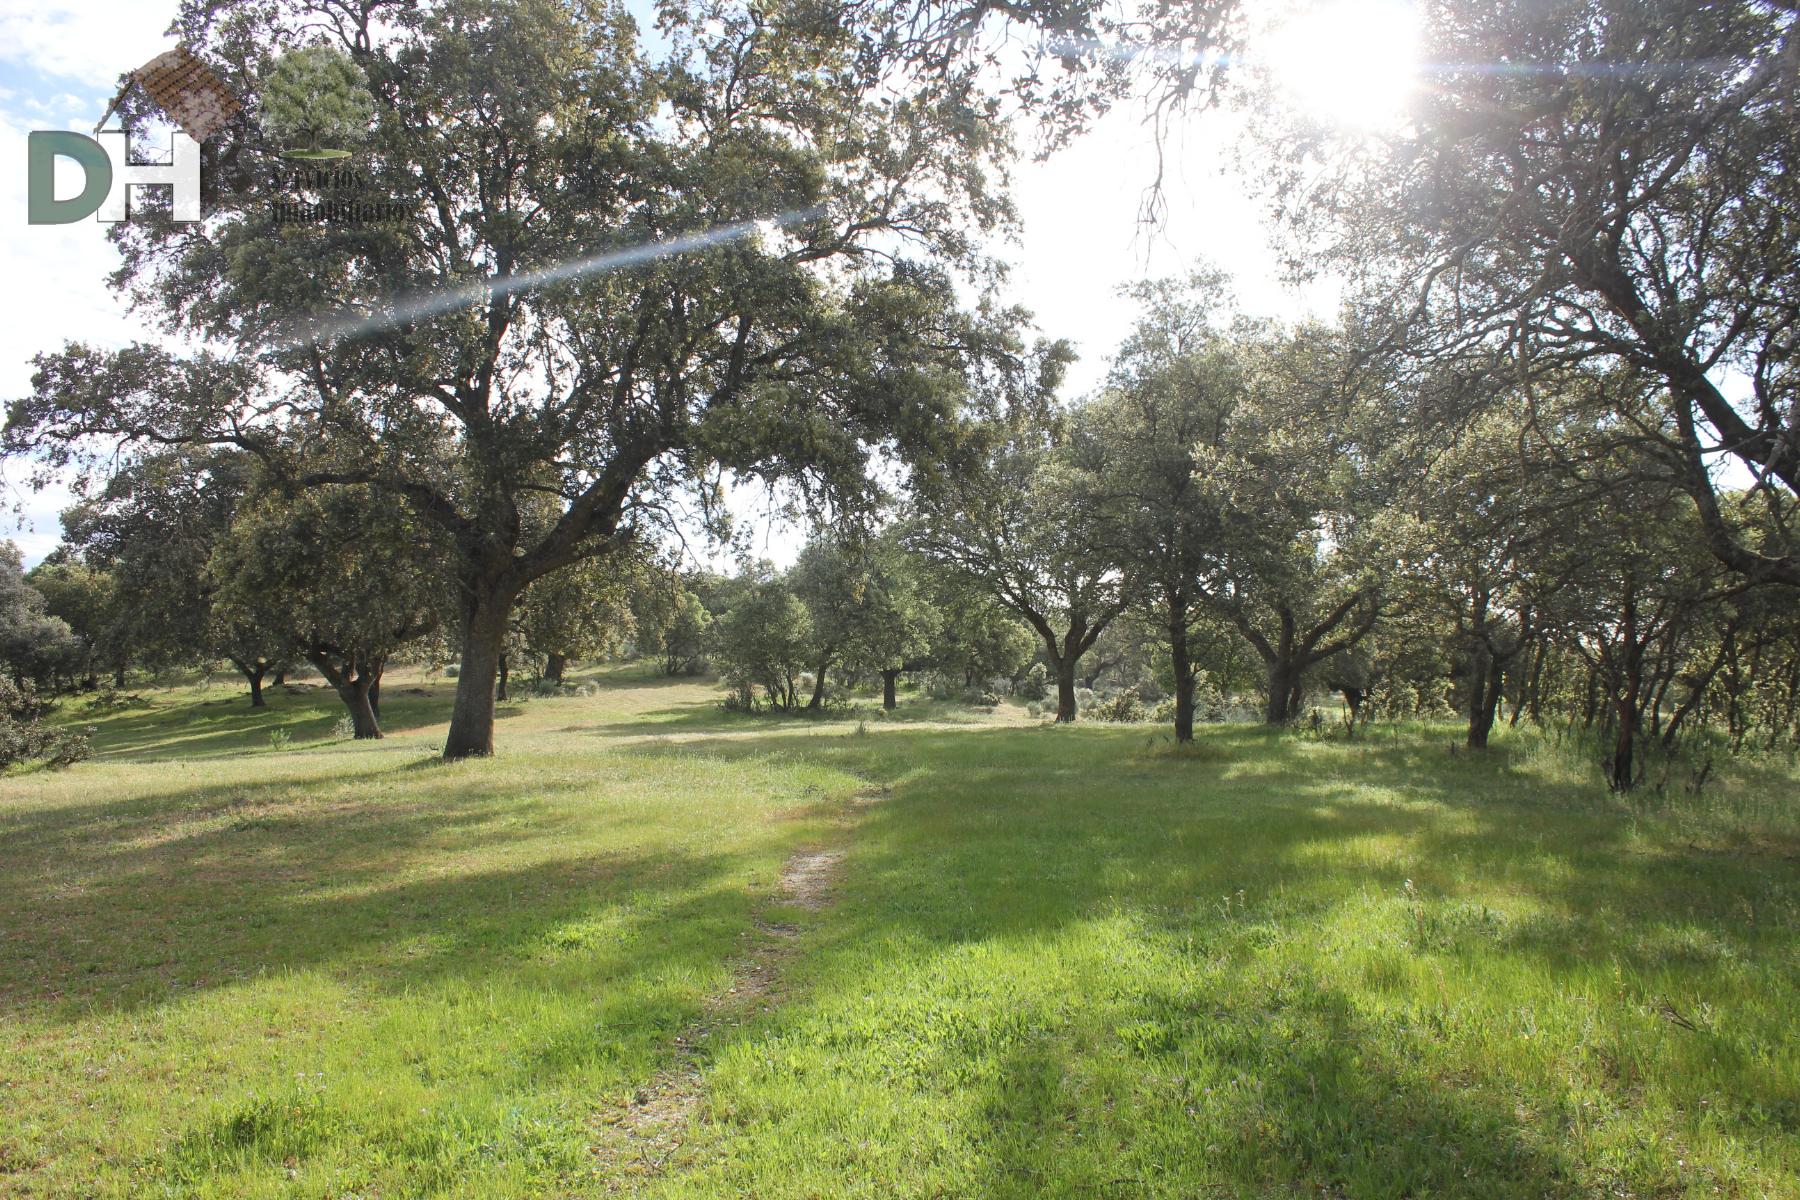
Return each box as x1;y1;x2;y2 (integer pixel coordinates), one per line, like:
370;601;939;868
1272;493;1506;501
28;132;113;224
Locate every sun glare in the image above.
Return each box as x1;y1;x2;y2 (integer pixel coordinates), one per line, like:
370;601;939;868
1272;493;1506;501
1262;0;1422;132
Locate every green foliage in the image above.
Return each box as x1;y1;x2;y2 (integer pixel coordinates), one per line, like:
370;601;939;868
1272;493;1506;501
514;555;638;672
712;579;814;711
9;0;1026;756
209;485;445;669
791;531;940;702
631;573;714;675
0;545;79;685
0;678;88;768
1089;690;1144;723
923;572;1035;685
260;44;375;154
208;483;445;734
1268;0;1800;585
25;557;120;685
906;353;1124;721
55;448;274;683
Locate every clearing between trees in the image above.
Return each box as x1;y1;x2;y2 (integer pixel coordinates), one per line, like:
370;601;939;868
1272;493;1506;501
1;667;1797;1198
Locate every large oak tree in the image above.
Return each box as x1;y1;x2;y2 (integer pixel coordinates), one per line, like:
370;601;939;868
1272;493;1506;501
6;0;1014;757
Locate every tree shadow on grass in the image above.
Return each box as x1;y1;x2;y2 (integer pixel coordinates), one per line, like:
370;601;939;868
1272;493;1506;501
604;720;1798;1194
0;758;755;1024
954;979;1580;1199
63;688;462;761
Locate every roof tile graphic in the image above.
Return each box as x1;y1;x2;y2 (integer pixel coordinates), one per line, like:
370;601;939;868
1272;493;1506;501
101;47;241;143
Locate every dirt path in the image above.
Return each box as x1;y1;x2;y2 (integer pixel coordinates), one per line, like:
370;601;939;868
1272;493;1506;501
586;799;874;1189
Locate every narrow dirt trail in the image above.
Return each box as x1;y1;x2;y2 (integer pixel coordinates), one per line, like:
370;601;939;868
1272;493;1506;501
586;790;882;1189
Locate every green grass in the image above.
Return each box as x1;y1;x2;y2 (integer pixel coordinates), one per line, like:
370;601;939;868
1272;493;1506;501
4;668;1798;1197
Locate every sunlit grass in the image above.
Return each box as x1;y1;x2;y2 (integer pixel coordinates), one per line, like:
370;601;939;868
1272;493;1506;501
4;669;1798;1196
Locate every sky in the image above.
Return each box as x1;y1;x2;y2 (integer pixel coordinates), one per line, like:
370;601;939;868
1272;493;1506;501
0;0;1367;569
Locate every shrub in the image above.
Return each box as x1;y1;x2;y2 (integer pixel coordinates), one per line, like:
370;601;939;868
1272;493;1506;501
84;686;147;712
925;673;963;701
1092;691;1145;723
1016;662;1049;702
0;679;89;769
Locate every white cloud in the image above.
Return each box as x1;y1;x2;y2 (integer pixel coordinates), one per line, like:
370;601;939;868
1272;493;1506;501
0;97;144;567
0;1;175;85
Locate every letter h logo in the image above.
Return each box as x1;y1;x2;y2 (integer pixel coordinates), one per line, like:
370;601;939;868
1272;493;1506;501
28;130;202;224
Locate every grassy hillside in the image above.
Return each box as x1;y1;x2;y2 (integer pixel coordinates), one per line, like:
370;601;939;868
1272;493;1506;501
2;668;1797;1197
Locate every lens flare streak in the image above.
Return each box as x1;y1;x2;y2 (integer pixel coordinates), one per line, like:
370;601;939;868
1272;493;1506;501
278;207;824;348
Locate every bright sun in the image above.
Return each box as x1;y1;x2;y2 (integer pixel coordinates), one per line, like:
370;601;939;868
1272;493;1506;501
1261;0;1422;131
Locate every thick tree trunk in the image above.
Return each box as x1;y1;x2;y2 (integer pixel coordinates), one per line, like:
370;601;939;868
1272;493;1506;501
340;677;382;739
307;651;384;740
1054;656;1078;723
1610;697;1638;792
112;666;125;688
1467;650;1498;750
1262;608;1301;726
881;668;899;710
230;657;268;708
807;659;829;711
443;588;514;759
544;652;567;685
1170;624;1195;744
1264;660;1298;724
496;654;510;702
368;674;381;719
273;668;286;686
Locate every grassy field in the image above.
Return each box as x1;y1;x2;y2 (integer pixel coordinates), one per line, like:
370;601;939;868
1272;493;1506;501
2;668;1798;1198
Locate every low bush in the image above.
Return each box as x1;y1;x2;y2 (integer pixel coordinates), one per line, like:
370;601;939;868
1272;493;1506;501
0;680;89;769
1091;691;1146;723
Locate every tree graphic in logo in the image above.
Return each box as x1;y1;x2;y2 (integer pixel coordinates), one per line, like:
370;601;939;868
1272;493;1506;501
261;46;375;160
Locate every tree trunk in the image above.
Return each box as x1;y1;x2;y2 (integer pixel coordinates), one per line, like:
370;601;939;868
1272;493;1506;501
1609;695;1638;792
340;676;382;739
881;668;899;710
229;657;268;708
1466;648;1497;750
1054;656;1078;723
544;652;566;685
807;659;829;711
443;587;514;759
112;666;125;688
496;654;510;701
1262;608;1301;725
1170;622;1195;744
368;673;381;719
1608;578;1642;792
307;650;384;740
1264;659;1298;724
